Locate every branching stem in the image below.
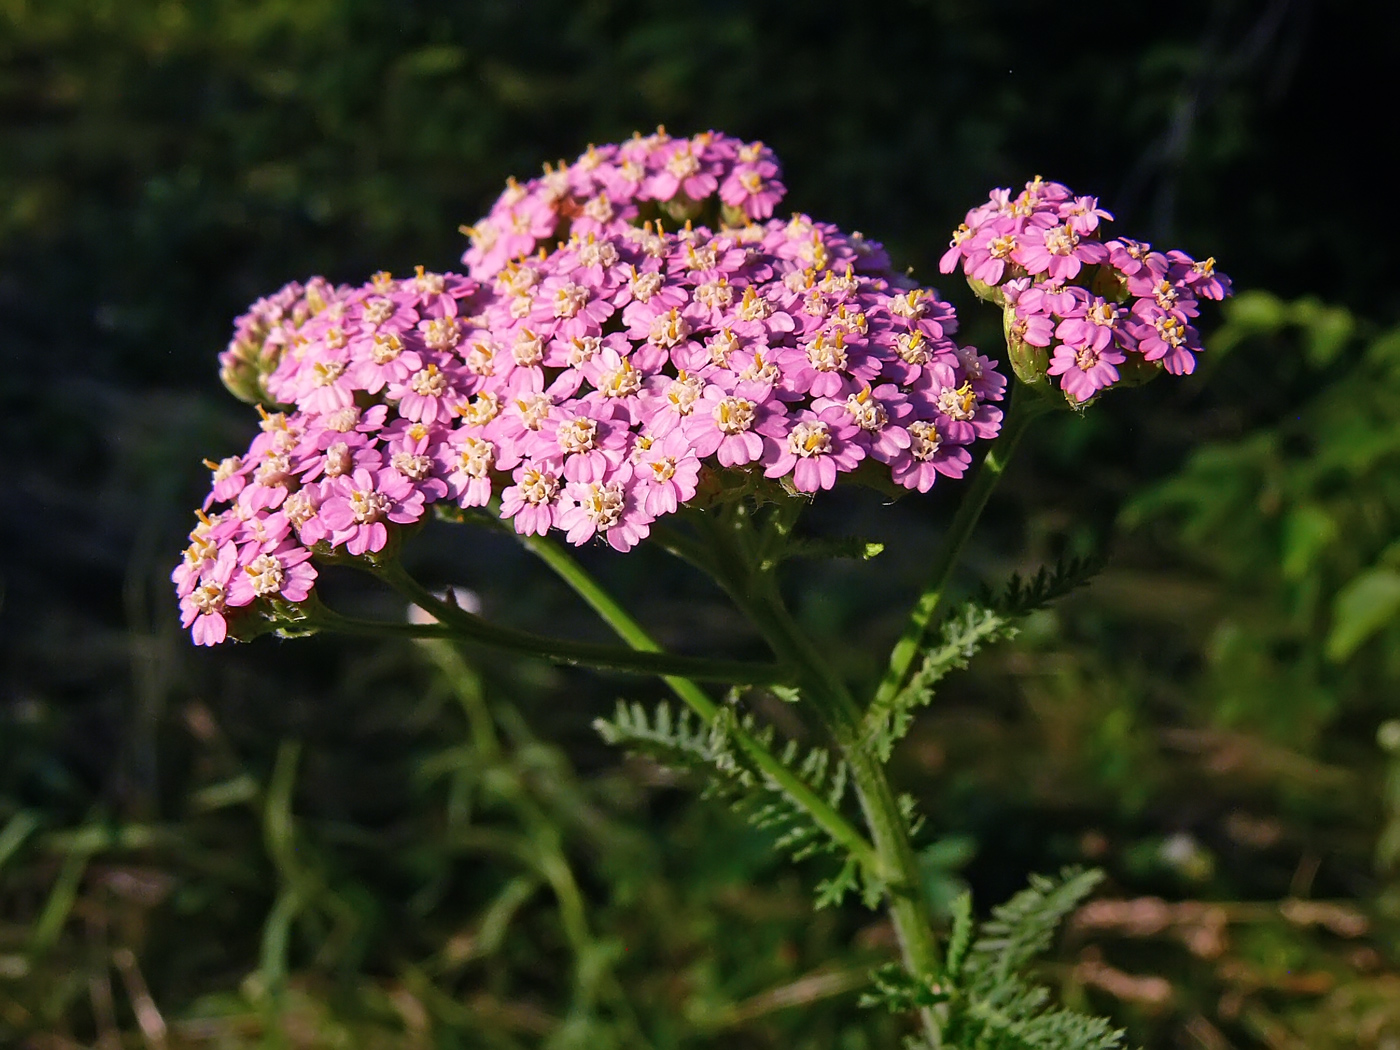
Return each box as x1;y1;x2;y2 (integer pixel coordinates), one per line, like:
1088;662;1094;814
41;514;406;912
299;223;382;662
872;391;1053;717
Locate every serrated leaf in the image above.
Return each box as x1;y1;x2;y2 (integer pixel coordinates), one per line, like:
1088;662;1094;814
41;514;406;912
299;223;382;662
944;892;974;982
595;700;854;871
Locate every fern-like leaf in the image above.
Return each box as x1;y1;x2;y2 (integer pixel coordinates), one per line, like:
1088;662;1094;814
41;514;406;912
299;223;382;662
595;700;858;878
933;868;1126;1050
863;603;1015;761
968;867;1103;986
864;553;1106;763
981;551;1105;618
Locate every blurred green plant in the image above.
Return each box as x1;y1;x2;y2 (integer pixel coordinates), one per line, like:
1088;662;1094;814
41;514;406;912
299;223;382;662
1125;292;1400;744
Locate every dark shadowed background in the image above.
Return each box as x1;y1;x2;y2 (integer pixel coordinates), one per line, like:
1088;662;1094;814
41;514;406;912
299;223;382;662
3;2;1399;1047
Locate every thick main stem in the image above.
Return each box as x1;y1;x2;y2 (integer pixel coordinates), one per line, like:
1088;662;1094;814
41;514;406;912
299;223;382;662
698;509;944;1046
872;392;1051;715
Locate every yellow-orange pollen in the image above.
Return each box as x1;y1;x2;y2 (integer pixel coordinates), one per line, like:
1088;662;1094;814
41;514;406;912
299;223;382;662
244;554;285;597
739;286;772;321
348;488;391;524
409;364;446;398
558;418;598;455
788;421;831;458
313;360;345;387
936;382;978;422
553;282;588;318
667;372;704;413
598;359;642;399
424;317;462;351
392;452;432;480
649;309;692;348
372;333;403;363
456;437;494;477
908;420;942;461
896;330;929;365
519;468;558;505
459;392;500;425
580;483;625;528
1044;226;1077;256
714;396;756;435
515;393;550;430
845;387;887;431
806;330;848;372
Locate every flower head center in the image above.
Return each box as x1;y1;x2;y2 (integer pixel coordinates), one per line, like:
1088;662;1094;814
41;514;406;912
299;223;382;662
936;382;978;422
666;372;705;414
553;282;589;318
908;420;942;461
895;330;929;365
244;554;285;597
519;468;559;505
325;442;353;477
1044;225;1078;256
558;417;598;455
371;333;404;363
787;420;832;458
1074;346;1101;371
409;364;447;398
987;236;1018;261
512;329;543;366
580;482;626;528
515;393;551;430
424;317;461;350
649;309;692;348
714;396;756;435
845;389;887;431
739;286;772;321
349;488;391;524
392;451;432;480
456;437;495;477
806;330;848;372
192;580;226;615
598;359;642;398
460;391;500;425
313;360;345;387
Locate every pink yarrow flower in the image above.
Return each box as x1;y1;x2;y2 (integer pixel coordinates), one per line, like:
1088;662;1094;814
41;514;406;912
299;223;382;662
181;131;1020;645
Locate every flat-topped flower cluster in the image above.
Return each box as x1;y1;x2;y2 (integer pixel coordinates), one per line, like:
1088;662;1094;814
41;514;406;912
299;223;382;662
940;176;1231;403
178;130;1006;645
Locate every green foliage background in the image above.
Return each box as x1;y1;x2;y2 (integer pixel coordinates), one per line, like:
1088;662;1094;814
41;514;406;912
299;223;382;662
3;1;1399;1046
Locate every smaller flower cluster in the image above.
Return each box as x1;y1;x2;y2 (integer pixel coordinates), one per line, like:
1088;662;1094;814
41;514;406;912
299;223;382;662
462;127;785;280
940;177;1231;403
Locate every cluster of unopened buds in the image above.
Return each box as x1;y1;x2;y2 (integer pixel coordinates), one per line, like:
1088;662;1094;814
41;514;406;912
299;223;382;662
941;176;1231;403
179;129;1007;644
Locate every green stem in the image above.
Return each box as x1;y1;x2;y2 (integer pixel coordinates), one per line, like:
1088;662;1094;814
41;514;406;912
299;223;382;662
512;528;880;875
871;391;1051;716
694;507;945;1047
366;559;788;685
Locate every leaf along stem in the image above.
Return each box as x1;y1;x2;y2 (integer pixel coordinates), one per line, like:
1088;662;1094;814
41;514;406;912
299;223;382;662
871;390;1053;718
510;527;881;874
690;503;946;1047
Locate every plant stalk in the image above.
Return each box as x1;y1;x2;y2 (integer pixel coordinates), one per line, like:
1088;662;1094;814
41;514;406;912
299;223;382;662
368;559;789;685
695;506;945;1047
871;391;1052;715
510;529;882;873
